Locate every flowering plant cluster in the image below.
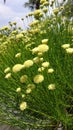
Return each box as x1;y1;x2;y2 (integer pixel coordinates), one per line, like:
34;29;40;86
0;0;73;130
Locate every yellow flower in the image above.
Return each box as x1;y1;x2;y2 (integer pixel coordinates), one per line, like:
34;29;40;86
15;53;21;58
32;47;39;54
5;73;11;79
4;67;10;73
20;75;28;83
16;87;21;93
48;84;55;90
48;68;54;73
42;39;48;44
12;64;24;73
16;33;24;39
43;8;48;13
26;88;32;94
34;9;41;16
40;0;46;4
20;102;27;111
53;8;59;15
66;48;73;54
43;1;49;6
38;67;45;72
61;44;70;49
33;74;44;84
38;44;49;53
42;61;50;68
33;57;40;63
24;60;33;68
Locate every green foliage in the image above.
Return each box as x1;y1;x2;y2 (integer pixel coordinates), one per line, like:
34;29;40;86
0;2;73;130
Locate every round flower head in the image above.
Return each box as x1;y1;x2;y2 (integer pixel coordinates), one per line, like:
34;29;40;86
40;0;46;4
42;39;48;44
20;102;27;111
38;44;49;53
42;61;50;68
48;84;55;90
48;68;54;73
66;48;73;54
26;88;32;94
24;60;33;68
16;87;21;93
32;47;39;54
34;9;41;16
38;67;44;72
4;67;10;73
33;74;44;84
53;8;59;15
61;44;70;49
15;53;21;58
20;75;28;83
27;84;35;89
16;33;24;39
33;57;40;63
43;8;48;13
12;64;24;73
5;73;11;79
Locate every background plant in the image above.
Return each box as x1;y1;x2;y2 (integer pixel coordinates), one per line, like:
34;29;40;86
0;0;73;130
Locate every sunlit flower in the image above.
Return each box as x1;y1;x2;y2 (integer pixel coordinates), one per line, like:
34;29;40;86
20;75;28;83
38;67;45;72
48;84;55;90
43;8;48;13
42;39;48;44
40;0;46;4
43;1;49;6
38;44;49;53
27;84;35;89
20;102;27;111
61;44;70;49
33;57;40;63
42;61;50;68
12;64;24;73
32;47;39;54
26;88;32;94
33;74;44;84
53;8;59;15
16;34;24;39
22;94;25;98
24;60;33;68
5;73;11;79
16;87;21;93
15;53;21;58
66;48;73;54
4;67;10;73
34;9;41;16
48;68;54;73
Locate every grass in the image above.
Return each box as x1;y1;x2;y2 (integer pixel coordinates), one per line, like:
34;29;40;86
0;1;73;130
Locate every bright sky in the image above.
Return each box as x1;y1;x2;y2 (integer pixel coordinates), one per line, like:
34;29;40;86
0;0;31;28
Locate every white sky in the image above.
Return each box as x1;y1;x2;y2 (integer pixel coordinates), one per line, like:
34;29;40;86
0;0;31;28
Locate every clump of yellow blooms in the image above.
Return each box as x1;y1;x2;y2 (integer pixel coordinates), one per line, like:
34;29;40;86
48;84;55;90
16;87;21;93
66;48;73;54
15;53;21;58
24;60;33;68
20;75;28;83
4;67;10;73
12;64;24;73
42;39;48;44
5;73;11;79
61;44;70;49
33;74;44;84
42;61;50;68
20;102;27;111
